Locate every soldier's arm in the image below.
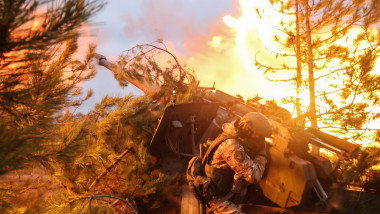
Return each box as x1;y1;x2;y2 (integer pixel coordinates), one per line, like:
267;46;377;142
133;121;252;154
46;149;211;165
221;139;267;184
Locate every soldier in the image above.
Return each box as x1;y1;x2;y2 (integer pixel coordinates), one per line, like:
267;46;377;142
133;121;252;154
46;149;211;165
204;112;272;213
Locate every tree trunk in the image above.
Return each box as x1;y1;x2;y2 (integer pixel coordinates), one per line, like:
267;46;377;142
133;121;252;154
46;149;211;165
295;0;302;119
304;0;319;155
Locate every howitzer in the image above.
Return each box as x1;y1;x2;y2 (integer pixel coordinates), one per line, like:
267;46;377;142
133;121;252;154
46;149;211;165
95;53;359;209
150;89;359;208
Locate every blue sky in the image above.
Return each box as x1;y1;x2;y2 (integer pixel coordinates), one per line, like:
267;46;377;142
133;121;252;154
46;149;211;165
79;0;237;112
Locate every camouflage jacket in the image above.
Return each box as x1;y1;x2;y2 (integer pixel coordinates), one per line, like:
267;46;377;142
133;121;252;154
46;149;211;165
210;121;267;184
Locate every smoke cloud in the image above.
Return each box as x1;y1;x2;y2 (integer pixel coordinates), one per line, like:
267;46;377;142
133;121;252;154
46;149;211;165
120;0;289;100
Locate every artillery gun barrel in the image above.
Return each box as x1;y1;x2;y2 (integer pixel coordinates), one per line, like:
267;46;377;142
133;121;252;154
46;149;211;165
306;127;359;159
94;53;160;94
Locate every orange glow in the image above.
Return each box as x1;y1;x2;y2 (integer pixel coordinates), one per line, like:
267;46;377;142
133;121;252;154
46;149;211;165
2;6;96;90
2;6;47;71
12;7;45;40
181;0;296;115
220;0;293;98
194;0;379;117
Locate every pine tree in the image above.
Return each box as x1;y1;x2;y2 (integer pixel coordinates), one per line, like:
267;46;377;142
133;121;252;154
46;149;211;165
41;42;200;213
0;0;103;212
256;0;380;202
0;0;104;173
257;0;379;136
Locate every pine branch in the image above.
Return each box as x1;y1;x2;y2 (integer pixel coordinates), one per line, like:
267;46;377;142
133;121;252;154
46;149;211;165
316;88;345;97
317;126;380;131
314;65;357;81
89;147;133;189
255;54;297;73
264;75;295;83
316;11;373;45
69;195;138;214
121;42;185;83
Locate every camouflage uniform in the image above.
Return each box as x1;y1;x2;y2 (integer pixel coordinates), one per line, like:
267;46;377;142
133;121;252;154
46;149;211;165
208;121;267;214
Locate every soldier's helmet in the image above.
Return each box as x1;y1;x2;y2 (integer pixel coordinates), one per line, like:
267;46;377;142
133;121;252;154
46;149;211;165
235;112;272;138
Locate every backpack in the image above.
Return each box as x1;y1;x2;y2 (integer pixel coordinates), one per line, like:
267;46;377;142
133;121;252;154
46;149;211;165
186;135;231;204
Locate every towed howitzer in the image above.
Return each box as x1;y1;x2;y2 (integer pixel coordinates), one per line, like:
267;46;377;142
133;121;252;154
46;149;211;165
95;53;359;209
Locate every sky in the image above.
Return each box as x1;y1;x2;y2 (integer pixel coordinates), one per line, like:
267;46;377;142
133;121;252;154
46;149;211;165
77;0;292;113
77;0;233;111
